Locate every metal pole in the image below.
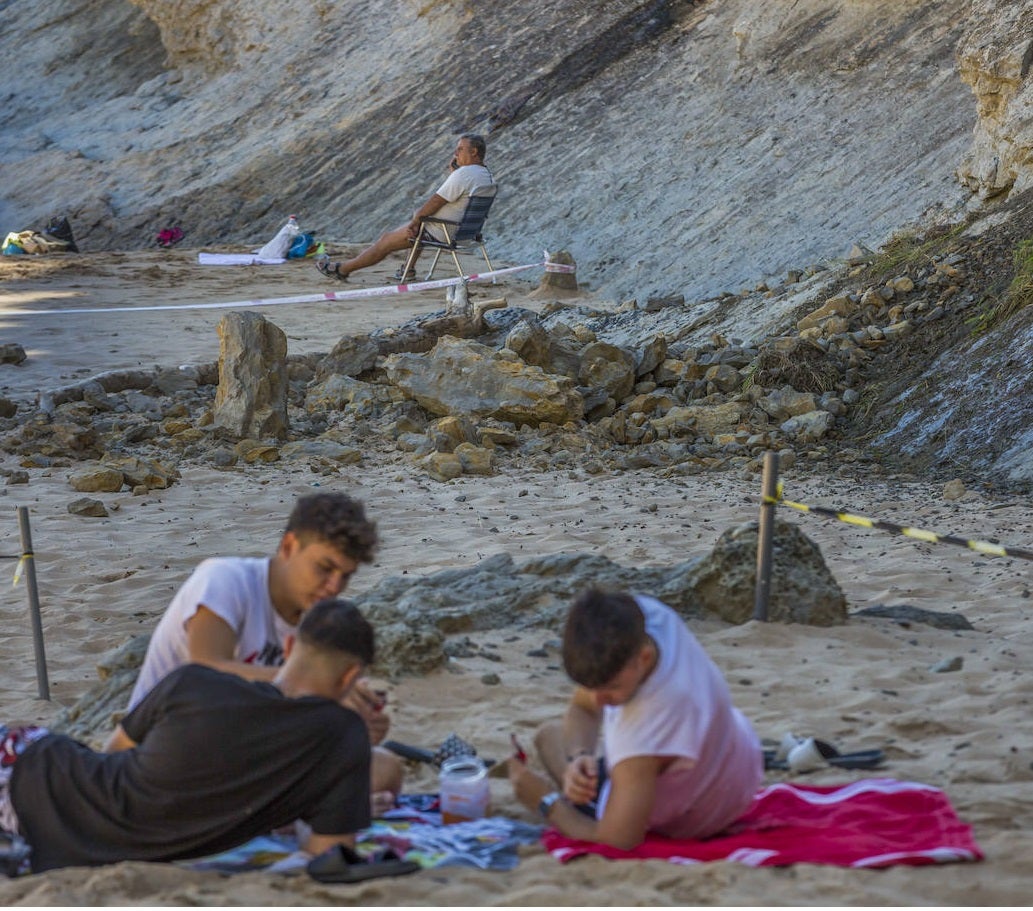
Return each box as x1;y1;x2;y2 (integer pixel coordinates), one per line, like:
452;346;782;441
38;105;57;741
753;451;780;622
17;507;49;700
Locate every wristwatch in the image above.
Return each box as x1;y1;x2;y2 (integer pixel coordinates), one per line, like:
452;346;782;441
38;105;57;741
538;791;563;820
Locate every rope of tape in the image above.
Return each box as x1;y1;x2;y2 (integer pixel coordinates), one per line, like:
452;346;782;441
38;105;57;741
3;257;576;317
764;484;1033;562
11;552;31;586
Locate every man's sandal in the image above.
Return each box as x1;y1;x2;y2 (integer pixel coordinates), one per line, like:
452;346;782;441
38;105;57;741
316;256;348;281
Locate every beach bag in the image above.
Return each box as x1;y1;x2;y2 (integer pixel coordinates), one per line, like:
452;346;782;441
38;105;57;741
42;216;78;253
2;233;26;255
287;232;316;258
2;231;49;255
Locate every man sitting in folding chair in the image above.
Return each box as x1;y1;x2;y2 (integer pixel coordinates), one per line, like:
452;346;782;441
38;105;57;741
316;134;494;284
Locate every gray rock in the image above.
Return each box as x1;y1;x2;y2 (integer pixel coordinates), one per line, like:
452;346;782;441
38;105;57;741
579;341;636;403
853;603;974;630
212;311;289;440
68;497;109;517
0;343;27;366
697;518;848;625
384;336;584;427
69;465;125;493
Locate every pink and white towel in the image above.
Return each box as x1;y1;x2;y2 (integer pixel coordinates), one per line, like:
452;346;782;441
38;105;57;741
543;778;982;868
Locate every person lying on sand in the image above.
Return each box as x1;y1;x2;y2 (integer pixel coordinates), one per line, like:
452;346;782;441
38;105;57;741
5;599;377;873
315;133;493;283
116;491;402;807
509;587;763;849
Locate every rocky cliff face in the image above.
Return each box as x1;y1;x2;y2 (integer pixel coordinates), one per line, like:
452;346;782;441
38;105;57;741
2;0;1031;304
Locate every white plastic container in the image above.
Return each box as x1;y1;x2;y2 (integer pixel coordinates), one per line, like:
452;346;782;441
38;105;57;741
439;756;490;824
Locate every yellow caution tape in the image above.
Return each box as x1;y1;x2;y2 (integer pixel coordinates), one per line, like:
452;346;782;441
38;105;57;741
763;485;1033;562
12;552;31;586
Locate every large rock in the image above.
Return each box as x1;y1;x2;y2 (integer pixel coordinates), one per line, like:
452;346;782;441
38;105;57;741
691;518;848;625
383;336;584;426
212;311;289;440
957;1;1033;197
578;341;636;403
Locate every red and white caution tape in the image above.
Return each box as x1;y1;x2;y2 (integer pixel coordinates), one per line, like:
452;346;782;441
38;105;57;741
3;257;576;317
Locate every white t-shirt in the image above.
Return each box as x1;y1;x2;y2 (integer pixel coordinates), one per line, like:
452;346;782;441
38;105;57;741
128;557;296;709
428;164;493;240
599;594;763;839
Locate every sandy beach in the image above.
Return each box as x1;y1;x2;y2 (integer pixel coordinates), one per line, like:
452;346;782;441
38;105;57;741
0;250;1031;905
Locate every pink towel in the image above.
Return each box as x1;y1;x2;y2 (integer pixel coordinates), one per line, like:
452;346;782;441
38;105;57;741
543;778;982;868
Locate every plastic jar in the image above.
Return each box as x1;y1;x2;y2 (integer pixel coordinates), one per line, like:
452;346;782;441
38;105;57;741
439;756;490;824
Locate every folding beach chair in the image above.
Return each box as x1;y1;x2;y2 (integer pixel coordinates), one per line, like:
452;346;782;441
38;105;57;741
401;184;498;281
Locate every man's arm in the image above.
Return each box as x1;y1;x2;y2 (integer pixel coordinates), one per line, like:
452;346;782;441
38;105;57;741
407;194;448;237
103;724;138;753
511;754;665;851
184;605;278;681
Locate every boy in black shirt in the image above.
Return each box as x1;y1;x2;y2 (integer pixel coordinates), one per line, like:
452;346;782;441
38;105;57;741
9;598;375;873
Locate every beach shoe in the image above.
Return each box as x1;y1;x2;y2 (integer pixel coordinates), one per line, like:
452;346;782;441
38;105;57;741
764;738;885;772
316;255;348;282
774;732;805;763
433;732;478;766
392;266;417;283
307;843;419;883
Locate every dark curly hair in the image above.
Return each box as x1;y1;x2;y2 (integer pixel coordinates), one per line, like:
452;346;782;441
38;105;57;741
562;588;647;689
285;492;378;563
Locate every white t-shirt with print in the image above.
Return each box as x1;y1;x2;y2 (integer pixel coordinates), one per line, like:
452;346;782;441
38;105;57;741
599;593;763;839
128;556;295;709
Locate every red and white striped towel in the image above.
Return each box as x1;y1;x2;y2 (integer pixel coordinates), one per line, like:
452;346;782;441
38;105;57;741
543;778;982;868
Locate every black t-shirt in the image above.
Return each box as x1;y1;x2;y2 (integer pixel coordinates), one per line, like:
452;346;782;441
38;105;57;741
11;664;371;872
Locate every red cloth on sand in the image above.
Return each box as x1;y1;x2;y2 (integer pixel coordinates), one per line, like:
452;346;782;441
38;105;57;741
542;778;982;868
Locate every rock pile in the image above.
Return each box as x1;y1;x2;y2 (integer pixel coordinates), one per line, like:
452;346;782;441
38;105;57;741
0;241;978;498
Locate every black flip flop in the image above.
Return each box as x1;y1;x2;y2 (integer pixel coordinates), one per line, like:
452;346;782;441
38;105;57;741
763;744;885;771
307;844;419;884
382;740;436;764
382;735;496;768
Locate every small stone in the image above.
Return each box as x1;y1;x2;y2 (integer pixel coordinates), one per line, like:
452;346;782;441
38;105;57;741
930;656;963;673
68;497;109;517
480;672;501;685
942;478;966;500
0;343;27;365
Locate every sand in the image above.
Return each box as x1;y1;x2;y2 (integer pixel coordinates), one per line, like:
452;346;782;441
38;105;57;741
0;249;1031;905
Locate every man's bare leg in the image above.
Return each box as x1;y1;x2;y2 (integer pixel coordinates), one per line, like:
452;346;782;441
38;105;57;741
324;225;412;279
534;720;569;785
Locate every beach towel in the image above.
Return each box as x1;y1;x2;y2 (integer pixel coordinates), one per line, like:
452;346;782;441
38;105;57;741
185;796;542;874
543;778;983;868
197;252;287;266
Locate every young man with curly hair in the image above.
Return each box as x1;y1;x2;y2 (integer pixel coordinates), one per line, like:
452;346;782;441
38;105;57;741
118;492;401;802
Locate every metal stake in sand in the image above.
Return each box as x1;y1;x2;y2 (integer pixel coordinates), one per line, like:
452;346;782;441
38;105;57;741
753;451;780;622
17;507;49;700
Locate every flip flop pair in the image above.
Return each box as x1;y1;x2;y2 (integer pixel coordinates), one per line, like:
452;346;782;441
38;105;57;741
307;843;419;884
763;734;885;772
